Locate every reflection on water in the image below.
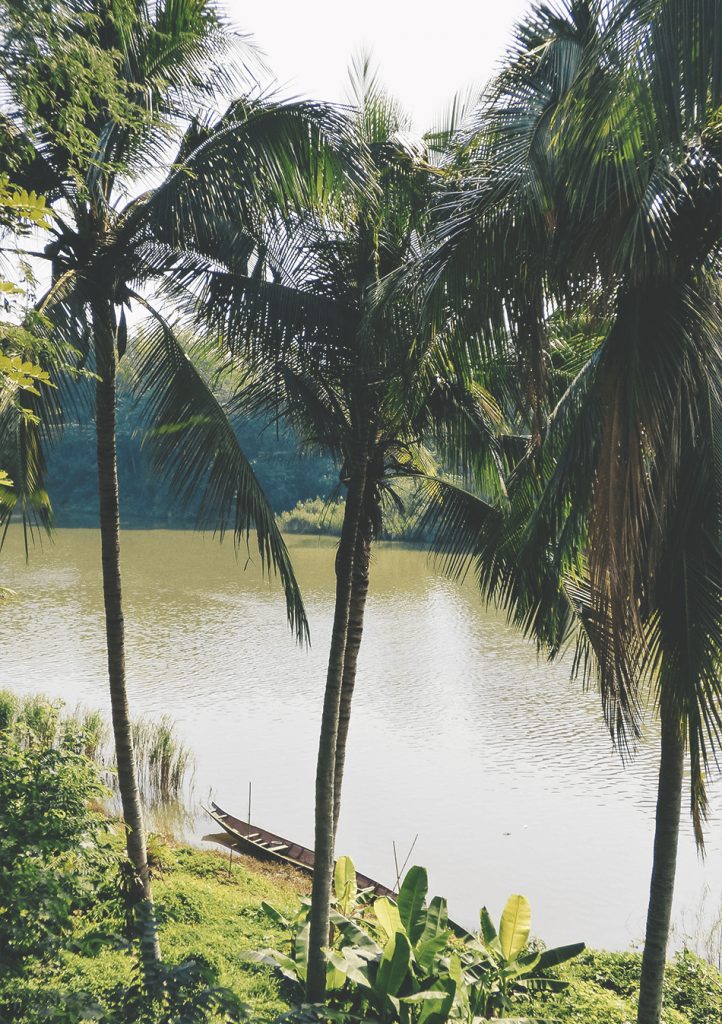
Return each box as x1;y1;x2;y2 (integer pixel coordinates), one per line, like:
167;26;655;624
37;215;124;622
1;526;720;949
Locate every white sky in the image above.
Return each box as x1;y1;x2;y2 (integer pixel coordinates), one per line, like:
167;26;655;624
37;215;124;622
221;0;534;133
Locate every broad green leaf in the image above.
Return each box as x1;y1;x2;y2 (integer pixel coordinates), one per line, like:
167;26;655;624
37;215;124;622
325;948;372;988
535;942;585;971
402;991;453;1004
513;950;542;972
499;894;531;963
374;896;403;939
480;905;498;948
326;960;347;991
526;977;571;992
260;901;289;926
417;977;456;1024
419;896;448;944
334;855;357;916
414;932;450;974
294;920;310;981
374;931;412;1001
397;865;428;946
238;948;299;982
330;911;381;953
500;951;540;980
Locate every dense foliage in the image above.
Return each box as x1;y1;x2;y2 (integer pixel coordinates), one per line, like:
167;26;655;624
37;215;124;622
0;723;117;972
0;706;248;1023
40;380;339;526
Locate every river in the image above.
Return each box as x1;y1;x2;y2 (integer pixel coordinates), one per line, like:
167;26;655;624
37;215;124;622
1;526;720;952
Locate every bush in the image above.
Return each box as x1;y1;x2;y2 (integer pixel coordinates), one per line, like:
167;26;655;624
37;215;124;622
0;730;119;973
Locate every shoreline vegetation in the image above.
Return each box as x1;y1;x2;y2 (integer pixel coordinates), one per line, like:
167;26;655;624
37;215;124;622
1;691;722;1022
276;495;420;541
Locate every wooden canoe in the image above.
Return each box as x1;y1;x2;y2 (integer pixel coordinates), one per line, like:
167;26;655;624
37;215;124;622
203;800;397;900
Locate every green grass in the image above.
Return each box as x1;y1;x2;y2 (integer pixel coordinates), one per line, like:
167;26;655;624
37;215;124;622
4;833;722;1022
513;947;722;1023
7;841;305;1023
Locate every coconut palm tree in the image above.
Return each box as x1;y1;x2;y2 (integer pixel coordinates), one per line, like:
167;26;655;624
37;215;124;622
179;57;505;1000
0;0;360;957
415;3;722;1021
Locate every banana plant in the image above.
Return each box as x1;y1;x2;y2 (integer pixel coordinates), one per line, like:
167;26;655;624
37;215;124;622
242;863;583;1023
325;865;456;1023
240;855;377;993
450;894;584;1019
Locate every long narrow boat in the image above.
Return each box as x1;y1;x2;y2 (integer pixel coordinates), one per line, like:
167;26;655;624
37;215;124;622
203;800;397;900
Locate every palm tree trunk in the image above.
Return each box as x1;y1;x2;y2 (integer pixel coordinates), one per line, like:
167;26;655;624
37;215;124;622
637;703;685;1024
332;522;372;839
94;303;161;964
306;433;369;1004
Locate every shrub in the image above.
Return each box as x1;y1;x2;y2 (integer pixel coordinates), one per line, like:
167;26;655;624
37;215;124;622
0;730;119;974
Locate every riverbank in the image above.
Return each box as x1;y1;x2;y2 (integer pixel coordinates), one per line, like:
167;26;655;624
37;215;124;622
2;528;720;951
5;828;720;1023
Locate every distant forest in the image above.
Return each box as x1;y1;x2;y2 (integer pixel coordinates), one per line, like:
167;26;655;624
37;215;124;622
43;380;339;528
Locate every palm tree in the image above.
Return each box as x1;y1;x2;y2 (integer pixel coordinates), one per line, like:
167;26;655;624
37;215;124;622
415;3;722;1021
183;57;504;1000
0;0;360;956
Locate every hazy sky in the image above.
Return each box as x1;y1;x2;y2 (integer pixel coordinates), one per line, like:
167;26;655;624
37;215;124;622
222;0;534;133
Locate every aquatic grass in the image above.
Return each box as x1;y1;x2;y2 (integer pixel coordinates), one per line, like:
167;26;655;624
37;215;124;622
672;883;722;971
0;688;196;818
75;706;111;762
15;693;63;748
129;713;196;805
148;714;195;800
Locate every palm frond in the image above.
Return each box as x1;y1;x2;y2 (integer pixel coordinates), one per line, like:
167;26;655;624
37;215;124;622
127;300;309;643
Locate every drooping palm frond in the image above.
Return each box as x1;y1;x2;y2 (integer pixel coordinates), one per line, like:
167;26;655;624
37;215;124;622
122;98;369;257
126;301;309;643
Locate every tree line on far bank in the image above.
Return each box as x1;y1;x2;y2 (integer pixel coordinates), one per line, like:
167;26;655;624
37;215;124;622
40;383;339;527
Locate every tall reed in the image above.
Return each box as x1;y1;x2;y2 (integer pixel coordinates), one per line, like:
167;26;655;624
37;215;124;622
130;713;196;805
0;688;195;809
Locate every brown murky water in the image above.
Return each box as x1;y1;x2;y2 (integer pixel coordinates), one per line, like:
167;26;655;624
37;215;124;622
1;526;720;949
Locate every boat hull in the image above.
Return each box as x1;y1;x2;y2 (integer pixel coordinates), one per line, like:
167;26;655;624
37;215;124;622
204;801;396;899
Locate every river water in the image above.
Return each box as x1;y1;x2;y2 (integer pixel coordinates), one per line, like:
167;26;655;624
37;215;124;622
1;526;720;951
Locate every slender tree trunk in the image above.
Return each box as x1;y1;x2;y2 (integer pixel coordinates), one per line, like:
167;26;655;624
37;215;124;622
637;703;685;1024
94;303;161;964
306;432;369;1004
332;522;372;839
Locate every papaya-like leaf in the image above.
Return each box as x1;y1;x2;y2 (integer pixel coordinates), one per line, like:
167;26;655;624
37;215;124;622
374;896;403;939
499;894;531;963
397;865;428;946
374;931;412;1001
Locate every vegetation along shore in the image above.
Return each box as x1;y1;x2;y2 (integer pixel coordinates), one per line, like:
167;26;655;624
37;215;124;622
2;692;722;1023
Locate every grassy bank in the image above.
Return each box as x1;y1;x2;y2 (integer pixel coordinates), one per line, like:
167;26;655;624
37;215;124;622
1;826;312;1023
2;690;721;1022
2;814;722;1022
